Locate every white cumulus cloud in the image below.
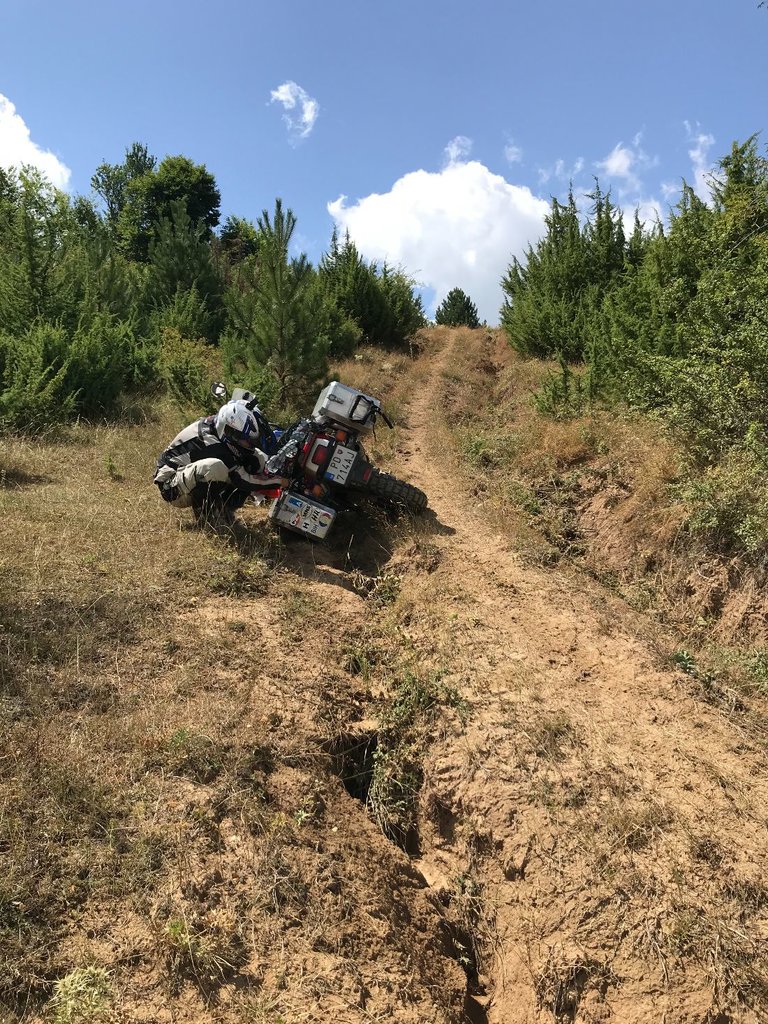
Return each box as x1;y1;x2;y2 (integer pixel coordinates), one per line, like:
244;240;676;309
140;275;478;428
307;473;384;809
270;81;319;142
595;133;664;230
599;143;636;184
0;94;70;189
621;197;664;232
328;148;549;324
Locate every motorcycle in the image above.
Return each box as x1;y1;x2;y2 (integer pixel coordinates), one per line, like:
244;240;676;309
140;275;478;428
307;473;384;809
211;380;427;541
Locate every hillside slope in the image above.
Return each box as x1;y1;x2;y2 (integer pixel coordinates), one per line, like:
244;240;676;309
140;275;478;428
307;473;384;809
2;329;767;1024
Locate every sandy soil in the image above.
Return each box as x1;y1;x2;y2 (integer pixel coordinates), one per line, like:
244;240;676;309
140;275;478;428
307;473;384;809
13;328;768;1024
382;329;768;1023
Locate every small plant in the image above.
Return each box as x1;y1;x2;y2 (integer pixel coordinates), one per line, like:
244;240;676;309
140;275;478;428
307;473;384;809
350;571;402;607
342;639;380;680
280;586;312;623
672;649;698;676
162;912;243;990
104;454;123;481
238;994;289;1023
366;672;467;846
667;909;707;956
528;710;579;760
210;555;271;597
368;573;401;608
671;648;735;706
49;966;112;1024
293;787;324;826
602;800;671;852
159;728;223;783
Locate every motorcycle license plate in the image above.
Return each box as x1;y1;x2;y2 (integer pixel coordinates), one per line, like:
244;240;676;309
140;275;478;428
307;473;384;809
325;444;356;484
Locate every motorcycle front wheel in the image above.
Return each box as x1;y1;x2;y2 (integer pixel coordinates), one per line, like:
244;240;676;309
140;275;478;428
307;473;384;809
367;469;428;512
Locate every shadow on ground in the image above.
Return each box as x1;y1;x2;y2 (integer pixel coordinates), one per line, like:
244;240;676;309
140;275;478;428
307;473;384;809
204;502;456;593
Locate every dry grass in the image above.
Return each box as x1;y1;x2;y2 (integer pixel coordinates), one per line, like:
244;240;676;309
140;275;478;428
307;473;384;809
0;346;471;1024
438;328;768;719
331;332;436;465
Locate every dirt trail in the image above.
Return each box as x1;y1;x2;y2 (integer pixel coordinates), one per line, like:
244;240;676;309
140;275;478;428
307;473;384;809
383;330;768;1023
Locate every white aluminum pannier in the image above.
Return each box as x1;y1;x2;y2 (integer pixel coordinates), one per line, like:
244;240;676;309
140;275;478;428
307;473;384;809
312;381;381;431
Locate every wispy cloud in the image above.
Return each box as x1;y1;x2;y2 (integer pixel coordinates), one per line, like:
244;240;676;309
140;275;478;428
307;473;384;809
684;121;716;199
0;94;70;189
443;135;473;166
537;156;584;186
596;134;658;196
270;81;319;142
504;139;523;165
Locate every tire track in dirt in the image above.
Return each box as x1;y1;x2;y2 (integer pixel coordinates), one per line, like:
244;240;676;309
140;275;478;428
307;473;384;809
391;329;768;1023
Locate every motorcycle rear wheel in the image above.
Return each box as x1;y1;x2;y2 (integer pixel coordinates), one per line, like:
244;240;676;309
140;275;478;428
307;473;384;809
367;469;428;512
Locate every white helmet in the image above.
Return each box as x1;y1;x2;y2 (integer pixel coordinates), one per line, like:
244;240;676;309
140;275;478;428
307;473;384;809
214;400;261;454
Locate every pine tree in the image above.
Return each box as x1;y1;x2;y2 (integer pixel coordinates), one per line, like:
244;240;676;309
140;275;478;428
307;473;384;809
144;200;225;340
319;231;387;343
223;199;327;407
501;186;590;359
435;288;480;327
319;232;425;348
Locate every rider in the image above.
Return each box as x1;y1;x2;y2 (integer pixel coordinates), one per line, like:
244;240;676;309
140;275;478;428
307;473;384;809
153;399;284;523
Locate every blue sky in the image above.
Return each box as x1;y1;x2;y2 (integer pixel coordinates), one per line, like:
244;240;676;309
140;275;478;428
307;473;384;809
1;0;767;321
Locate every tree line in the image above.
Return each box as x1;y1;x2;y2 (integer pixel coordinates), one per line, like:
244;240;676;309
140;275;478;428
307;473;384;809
0;143;426;430
500;137;768;555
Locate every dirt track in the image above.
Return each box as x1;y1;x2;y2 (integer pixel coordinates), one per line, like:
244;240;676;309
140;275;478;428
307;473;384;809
371;329;768;1022
8;329;768;1024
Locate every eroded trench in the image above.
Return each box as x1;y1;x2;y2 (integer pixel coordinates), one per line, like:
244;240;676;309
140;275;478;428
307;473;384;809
321;726;492;1024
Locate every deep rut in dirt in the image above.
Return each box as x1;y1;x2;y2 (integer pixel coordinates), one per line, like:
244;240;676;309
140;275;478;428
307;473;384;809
371;329;768;1023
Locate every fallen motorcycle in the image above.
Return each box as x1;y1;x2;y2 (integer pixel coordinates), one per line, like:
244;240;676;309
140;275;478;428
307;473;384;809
212;380;428;541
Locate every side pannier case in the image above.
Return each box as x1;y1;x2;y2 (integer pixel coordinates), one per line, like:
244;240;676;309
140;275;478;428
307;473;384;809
312;381;381;431
269;492;337;540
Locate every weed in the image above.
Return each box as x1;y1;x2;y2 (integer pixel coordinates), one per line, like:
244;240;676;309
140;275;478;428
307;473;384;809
533;952;616;1021
458;429;518;470
351;570;402;607
49;966;112;1024
103;454;123;482
367;743;423;844
368;573;402;608
293;786;325;826
237;994;289;1023
366;672;467;846
153;729;224;783
210;556;271;597
342;639;381;680
280;586;312;624
527;710;580;760
666;905;768;1010
689;833;725;868
672;649;743;710
602;800;671;852
162;911;244;991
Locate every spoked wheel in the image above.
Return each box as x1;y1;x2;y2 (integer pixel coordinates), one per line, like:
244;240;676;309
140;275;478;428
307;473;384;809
367;469;428;512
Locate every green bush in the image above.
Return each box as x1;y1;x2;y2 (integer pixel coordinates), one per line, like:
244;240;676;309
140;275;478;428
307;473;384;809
0;322;72;431
157;328;220;413
65;315;137;417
